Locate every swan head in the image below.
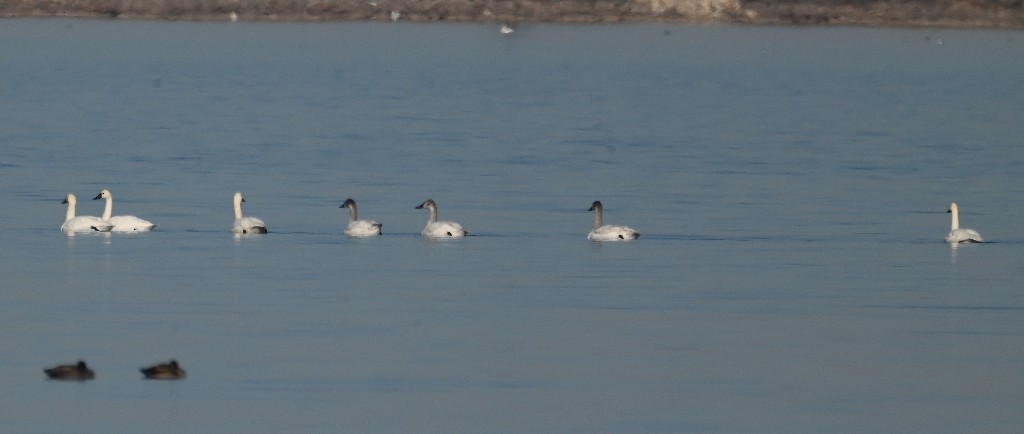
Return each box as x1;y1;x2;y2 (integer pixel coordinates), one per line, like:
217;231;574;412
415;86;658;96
234;192;245;204
416;199;437;210
340;198;356;209
588;201;603;212
93;189;112;200
947;202;958;214
62;193;76;205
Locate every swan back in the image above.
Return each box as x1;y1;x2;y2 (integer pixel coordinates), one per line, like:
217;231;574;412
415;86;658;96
423;221;467;238
587;200;639;241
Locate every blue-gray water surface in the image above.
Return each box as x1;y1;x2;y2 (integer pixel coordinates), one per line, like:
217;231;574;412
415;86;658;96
1;19;1023;433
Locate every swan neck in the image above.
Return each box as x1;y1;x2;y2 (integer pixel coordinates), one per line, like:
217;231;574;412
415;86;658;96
593;207;603;230
65;200;76;221
428;206;438;223
233;197;243;220
950;208;960;230
102;196;113;221
348;203;358;222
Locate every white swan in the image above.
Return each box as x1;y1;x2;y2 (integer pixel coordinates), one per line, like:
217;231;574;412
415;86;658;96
416;199;467;238
232;192;267;234
92;189;156;232
61;193;113;233
588;200;640;241
340;198;382;237
946;202;983;243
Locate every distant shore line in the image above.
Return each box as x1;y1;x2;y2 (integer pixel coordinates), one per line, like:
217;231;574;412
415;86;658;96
2;1;1023;29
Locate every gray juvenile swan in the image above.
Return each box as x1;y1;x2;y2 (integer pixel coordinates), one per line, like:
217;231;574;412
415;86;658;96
61;193;113;233
416;199;467;238
946;202;983;243
340;198;382;236
587;200;640;241
232;192;267;234
93;189;156;231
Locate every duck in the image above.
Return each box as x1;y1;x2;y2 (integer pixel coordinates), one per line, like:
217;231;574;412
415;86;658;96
92;189;156;232
61;193;113;233
587;200;640;241
140;359;186;380
340;198;382;236
946;202;983;243
232;192;268;234
416;199;467;238
44;360;95;381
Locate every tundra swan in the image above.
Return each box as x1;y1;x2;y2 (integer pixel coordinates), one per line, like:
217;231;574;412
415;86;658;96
232;192;267;234
946;202;983;243
340;198;382;236
416;199;467;238
587;200;640;241
61;193;113;233
93;189;156;231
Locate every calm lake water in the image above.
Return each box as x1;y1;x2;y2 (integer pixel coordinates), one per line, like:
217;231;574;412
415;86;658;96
1;18;1023;432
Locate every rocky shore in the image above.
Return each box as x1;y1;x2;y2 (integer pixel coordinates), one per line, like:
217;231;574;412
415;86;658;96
2;0;1023;28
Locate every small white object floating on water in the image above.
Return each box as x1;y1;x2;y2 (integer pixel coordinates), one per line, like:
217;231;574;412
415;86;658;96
945;202;983;243
587;200;640;241
500;24;515;34
232;192;268;234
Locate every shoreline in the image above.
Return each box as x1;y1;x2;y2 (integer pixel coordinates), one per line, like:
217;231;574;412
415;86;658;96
2;1;1023;29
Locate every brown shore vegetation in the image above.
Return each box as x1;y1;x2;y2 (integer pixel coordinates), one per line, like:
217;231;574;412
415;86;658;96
1;0;1022;28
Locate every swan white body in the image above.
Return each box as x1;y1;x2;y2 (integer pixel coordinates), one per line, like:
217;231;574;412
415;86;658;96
587;200;639;241
93;189;156;232
232;192;267;234
946;202;983;243
61;193;113;232
416;199;467;238
340;198;382;237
